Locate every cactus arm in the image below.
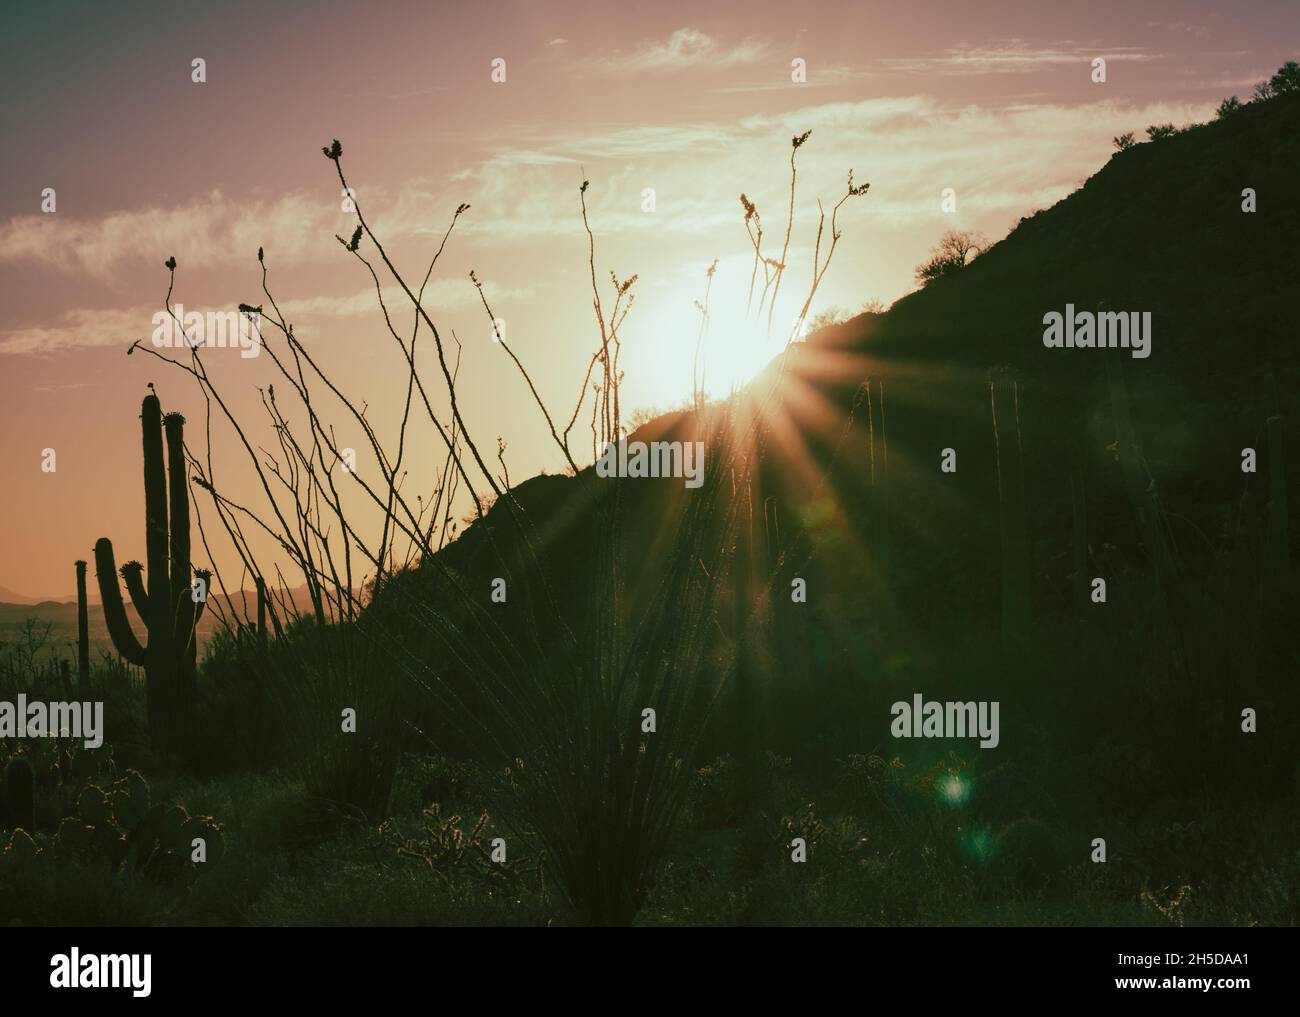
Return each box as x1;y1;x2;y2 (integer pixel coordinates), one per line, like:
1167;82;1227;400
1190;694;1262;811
94;538;147;667
192;568;212;626
174;565;210;667
120;560;150;621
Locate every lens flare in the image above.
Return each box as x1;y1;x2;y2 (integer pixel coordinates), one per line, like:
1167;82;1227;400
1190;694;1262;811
936;771;971;806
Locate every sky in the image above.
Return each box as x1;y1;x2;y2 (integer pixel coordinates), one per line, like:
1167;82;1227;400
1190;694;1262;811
1;0;1296;599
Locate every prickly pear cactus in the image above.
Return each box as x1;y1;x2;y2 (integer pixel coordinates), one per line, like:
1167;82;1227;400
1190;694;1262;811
178;814;225;867
54;815;96;857
77;784;114;826
108;794;225;882
2;828;40;865
8;755;222;892
112;770;151;829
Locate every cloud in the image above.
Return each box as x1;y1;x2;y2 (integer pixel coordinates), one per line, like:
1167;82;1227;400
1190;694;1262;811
277;279;531;319
0;89;1220;361
0;191;333;280
447;93;1215;247
0;304;154;355
882;40;1163;75
0;278;530;356
1203;69;1272;91
712;65;871;94
0;184;470;279
32;381;92;393
1148;20;1211;40
585;28;768;74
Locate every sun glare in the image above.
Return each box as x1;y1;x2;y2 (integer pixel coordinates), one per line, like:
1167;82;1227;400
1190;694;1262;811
626;271;813;412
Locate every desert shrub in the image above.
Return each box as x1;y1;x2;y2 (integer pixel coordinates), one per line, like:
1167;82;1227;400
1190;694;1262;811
1254;60;1300;100
191;626;294;775
914;230;986;285
1216;96;1242;119
0;765;224;925
687;756;740;829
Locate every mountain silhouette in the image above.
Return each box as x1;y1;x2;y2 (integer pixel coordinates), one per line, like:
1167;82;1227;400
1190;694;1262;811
429;88;1298;615
385;89;1297;788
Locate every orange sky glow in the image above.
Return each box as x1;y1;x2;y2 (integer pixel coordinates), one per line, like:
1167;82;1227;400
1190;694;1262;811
2;0;1296;598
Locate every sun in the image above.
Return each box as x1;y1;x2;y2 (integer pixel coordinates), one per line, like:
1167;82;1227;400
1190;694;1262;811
621;269;812;413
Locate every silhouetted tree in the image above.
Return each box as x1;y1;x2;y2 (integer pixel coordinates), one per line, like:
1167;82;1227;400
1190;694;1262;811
914;229;986;286
807;306;849;331
1215;96;1242;119
1254;60;1300;101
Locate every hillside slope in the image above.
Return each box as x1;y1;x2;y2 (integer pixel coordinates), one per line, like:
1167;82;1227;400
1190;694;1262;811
453;90;1298;618
396;91;1298;793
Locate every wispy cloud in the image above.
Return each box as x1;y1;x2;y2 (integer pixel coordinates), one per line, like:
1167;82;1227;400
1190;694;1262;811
712;65;873;94
276;280;531;320
0;304;154;356
1148;20;1211;40
882;40;1163;75
583;28;768;74
0;85;1218;360
0;191;332;280
449;93;1214;242
0;279;528;356
0;184;468;279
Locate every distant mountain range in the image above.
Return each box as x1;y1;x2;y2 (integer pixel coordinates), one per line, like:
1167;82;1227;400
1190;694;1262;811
0;584;330;659
0;586;96;607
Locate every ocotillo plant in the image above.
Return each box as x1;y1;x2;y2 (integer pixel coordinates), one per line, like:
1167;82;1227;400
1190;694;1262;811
128;134;868;921
256;576;267;646
75;560;90;693
94;394;206;754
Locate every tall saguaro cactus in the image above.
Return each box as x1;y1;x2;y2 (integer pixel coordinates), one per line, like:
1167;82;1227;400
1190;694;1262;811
94;394;206;753
75;560;90;694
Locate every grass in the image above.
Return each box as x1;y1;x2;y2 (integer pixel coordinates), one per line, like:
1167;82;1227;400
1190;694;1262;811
7;746;1292;927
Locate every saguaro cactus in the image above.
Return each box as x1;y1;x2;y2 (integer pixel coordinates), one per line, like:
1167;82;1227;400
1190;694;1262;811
75;559;90;693
94;394;206;753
